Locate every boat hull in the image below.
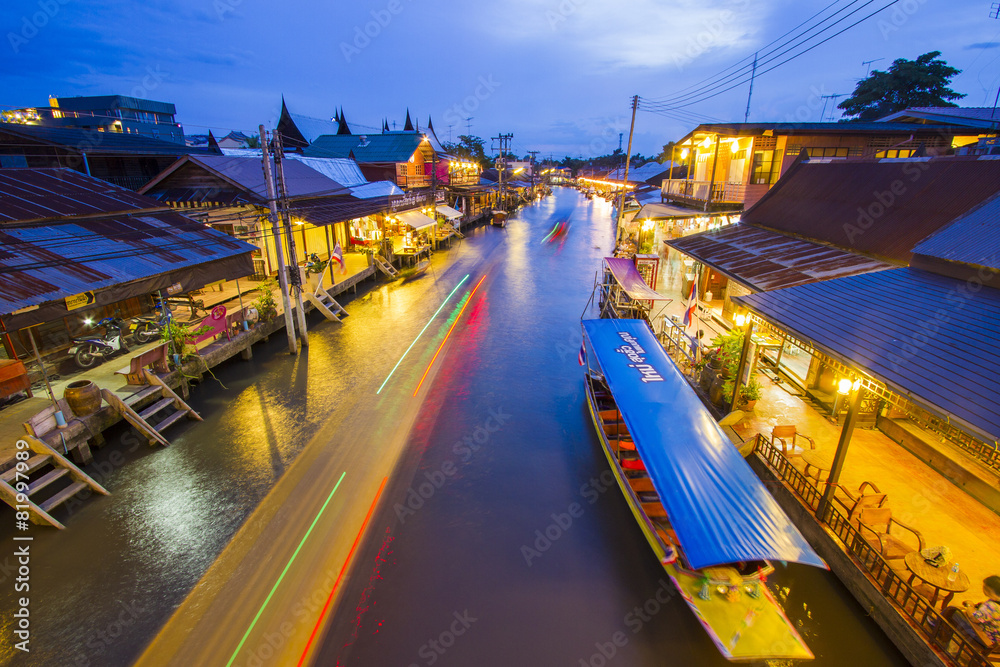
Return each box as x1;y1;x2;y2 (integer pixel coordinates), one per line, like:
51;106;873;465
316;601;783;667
584;375;814;661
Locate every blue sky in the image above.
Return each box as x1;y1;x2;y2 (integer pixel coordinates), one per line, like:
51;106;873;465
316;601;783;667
2;0;999;159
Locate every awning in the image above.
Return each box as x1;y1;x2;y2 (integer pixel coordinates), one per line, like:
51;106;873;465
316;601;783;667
735;268;1000;443
666;224;893;291
582;319;826;571
397;210;437;232
604;257;671;300
436;205;462;220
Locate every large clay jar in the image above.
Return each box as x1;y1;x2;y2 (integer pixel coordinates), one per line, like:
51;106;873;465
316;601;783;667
64;380;102;416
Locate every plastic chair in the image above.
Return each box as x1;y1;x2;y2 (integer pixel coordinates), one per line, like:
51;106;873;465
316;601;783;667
857;507;925;562
824;481;888;522
770;425;816;456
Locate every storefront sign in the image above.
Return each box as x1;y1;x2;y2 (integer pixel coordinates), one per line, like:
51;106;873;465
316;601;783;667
166;282;183;295
64;291;95;311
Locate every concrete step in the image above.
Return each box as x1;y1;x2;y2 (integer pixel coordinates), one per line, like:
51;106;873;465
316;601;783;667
38;481;87;513
139;397;174;420
154;410;188;433
1;454;52;483
27;468;69;496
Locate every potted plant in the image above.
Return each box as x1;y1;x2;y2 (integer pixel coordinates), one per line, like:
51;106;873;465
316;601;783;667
161;321;212;369
740;376;762;411
252;277;278;323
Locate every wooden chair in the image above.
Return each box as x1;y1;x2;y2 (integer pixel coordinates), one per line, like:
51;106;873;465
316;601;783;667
857;507;925;563
941;606;1000;660
824;481;888;522
770;424;816;456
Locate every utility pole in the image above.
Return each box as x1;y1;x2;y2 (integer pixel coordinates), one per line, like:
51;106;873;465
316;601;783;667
528;150;539;189
615;95;638;248
744;52;758;123
492;133;513;210
273;131;309;347
260;125;298;355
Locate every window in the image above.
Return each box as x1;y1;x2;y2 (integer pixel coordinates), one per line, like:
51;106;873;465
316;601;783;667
874;149;915;158
805;147;849;158
750;149;783;185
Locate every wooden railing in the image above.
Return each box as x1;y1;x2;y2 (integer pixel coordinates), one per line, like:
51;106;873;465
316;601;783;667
660;179;745;204
754;433;993;667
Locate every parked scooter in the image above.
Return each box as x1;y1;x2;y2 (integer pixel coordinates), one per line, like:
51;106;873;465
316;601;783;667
130;303;172;344
70;315;131;369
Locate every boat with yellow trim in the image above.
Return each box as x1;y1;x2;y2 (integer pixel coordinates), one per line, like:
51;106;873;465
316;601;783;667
581;318;827;661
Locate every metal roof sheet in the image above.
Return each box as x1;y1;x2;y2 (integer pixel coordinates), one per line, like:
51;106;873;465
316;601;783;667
682;122;974;137
743;156;1000;264
0;168;164;221
735;269;1000;442
911;192;1000;270
667;225;893;291
305;133;424;163
290;197;394;226
638;202;719;219
0;209;253;316
0;124;213;156
286;155;368;187
349;181;402;199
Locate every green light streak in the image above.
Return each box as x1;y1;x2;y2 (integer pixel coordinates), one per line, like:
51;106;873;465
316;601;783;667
226;471;347;667
376;274;469;394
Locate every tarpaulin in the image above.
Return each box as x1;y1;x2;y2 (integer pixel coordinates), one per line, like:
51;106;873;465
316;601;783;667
604;257;671;301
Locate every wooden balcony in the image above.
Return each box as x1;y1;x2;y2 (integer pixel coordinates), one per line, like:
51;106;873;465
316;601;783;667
661;179;746;211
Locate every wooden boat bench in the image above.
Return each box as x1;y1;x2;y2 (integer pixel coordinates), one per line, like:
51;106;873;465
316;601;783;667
116;343;169;385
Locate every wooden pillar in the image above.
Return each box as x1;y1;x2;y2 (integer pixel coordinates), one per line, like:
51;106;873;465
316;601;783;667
729;322;754;414
325;223;335;288
818;387;865;522
705;135;721;212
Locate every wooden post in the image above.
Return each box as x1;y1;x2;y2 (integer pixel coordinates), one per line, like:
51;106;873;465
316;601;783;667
705;135;721;212
730;321;754;414
325;224;336;288
818;387;865;522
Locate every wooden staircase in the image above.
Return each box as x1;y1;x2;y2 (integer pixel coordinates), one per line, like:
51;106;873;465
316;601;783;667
0;436;110;529
373;254;400;278
304;270;350;322
442;222;464;239
102;369;202;447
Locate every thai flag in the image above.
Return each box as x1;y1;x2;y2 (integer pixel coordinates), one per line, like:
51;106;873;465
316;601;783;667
578;342;586;366
682;280;697;328
331;242;346;274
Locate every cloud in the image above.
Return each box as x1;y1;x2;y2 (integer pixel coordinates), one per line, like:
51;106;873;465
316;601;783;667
965;42;1000;50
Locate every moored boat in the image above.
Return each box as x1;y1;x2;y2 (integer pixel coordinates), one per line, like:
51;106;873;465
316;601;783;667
491;210;508;227
581;318;826;661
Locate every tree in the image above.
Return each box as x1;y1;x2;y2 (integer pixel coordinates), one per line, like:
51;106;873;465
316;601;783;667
443;135;489;168
657;141;677;165
244;134;260;149
838;51;965;121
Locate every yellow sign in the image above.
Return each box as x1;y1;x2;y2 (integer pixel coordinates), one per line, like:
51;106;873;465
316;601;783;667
65;291;95;311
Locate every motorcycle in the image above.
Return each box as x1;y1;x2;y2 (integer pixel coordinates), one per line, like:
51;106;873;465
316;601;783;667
130;303;172;344
70;315;131;369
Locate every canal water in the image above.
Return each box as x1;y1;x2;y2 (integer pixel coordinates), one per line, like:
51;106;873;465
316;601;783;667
0;187;907;666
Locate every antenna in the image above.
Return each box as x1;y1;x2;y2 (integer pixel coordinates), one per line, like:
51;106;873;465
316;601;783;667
991;2;999;18
464;116;473;134
820;94;846;122
861;58;884;78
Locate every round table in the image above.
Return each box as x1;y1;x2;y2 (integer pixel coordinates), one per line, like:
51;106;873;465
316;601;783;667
904;552;970;608
801;449;835;481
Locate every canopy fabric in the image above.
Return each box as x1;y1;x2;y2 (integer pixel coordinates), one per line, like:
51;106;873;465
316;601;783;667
436;205;463;220
604;257;671;301
582;319;825;571
397;210;437;232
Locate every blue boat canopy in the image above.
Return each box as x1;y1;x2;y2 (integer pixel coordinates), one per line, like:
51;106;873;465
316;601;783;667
582;319;825;571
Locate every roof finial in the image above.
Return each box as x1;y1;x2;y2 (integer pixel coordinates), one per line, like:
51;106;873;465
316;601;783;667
403;109;414;132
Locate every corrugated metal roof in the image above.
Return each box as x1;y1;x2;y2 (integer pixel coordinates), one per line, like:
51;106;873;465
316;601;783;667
285;112;340;143
290;197;393;226
878;107;1000;128
349;181;402;199
668;225;893;291
735;268;1000;442
683;121;974;137
287;155;368;187
0;213;253;316
0;168;162;221
0;124;214;155
911;192;1000;270
743;156;1000;264
305;133;424;163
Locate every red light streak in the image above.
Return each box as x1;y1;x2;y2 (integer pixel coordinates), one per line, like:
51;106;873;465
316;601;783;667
412;274;486;397
296;476;388;667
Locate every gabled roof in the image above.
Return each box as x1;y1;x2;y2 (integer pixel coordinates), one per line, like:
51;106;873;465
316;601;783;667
736;268;1000;443
743;156;1000;264
877;106;1000;130
0;124;216;156
305;133;425;163
605;162;674;184
138;155;348;203
911;191;1000;271
276;98;340;148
